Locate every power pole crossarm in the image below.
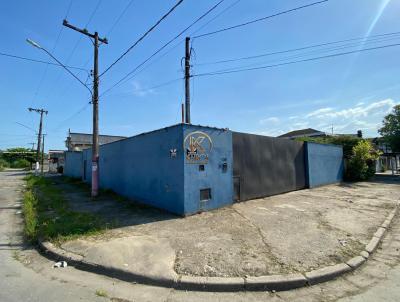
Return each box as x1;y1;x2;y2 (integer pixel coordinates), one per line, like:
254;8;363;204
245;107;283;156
63;20;108;44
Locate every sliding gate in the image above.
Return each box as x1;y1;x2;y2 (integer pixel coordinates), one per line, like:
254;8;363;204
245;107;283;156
233;132;307;201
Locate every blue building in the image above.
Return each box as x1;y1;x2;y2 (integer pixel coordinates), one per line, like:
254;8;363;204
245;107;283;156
64;124;343;216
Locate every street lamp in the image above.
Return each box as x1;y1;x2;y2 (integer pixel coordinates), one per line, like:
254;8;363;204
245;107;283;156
26;38;42;49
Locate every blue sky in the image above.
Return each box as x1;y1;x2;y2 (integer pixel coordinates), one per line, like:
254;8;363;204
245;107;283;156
0;0;399;150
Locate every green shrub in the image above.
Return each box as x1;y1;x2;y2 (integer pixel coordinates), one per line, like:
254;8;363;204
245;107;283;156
345;140;380;181
11;159;30;169
296;135;361;158
0;158;9;171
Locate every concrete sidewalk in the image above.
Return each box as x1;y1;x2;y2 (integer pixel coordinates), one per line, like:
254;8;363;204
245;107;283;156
43;176;399;287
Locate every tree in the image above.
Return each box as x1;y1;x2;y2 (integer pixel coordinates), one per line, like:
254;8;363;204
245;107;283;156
296;135;361;158
0;147;36;166
379;104;400;152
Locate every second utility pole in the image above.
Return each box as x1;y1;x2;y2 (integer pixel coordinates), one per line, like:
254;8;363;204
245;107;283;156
63;19;108;198
185;37;191;124
41;134;46;174
28;107;48;174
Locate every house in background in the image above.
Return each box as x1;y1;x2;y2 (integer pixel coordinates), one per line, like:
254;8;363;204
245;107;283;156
372;137;400;173
48;150;65;173
278;128;327;139
278;128;363;140
66;130;127;151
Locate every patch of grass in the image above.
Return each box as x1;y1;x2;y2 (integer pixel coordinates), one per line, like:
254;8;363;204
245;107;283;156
22;189;38;241
95;289;108;298
62;176;91;191
12;250;21;262
22;175;105;244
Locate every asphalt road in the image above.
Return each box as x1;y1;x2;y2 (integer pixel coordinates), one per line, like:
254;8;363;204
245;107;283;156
0;170;399;302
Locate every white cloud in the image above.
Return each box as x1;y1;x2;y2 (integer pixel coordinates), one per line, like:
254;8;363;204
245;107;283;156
305;99;396;120
259;117;280;125
306;107;334;118
131;80;155;97
258;98;398;137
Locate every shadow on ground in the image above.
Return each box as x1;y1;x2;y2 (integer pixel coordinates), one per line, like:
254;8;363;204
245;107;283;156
50;176;178;229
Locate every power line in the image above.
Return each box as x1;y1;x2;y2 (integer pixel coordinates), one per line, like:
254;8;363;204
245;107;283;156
0;52;89;71
104;77;183;102
106;0;136;36
131;77;183;94
193;34;400;73
50;0;135;99
44;0;102;99
52;102;91;131
194;31;400;66
114;0;241;86
32;0;74;106
193;0;329;39
15;122;37;133
100;0;185;77
100;0;226;97
85;0;103;28
63;0;103;66
192;0;242;36
193;42;400;77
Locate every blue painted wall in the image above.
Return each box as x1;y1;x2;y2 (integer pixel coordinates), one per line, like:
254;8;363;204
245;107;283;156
64;125;345;215
183;125;233;215
79;124;234;215
305;142;344;188
97;125;184;214
64;151;83;179
82;149;92;183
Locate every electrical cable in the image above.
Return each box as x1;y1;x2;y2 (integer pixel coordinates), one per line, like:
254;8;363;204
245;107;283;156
194;30;400;66
100;0;226;97
106;0;136;37
0;52;89;71
193;0;329;39
119;0;242;82
192;42;400;77
195;34;400;73
100;0;185;77
52;103;91;131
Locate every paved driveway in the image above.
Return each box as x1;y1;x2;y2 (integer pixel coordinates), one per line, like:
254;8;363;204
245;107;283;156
1;171;400;302
56;175;400;278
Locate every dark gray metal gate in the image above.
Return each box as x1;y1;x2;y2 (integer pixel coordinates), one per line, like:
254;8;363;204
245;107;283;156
233;132;306;201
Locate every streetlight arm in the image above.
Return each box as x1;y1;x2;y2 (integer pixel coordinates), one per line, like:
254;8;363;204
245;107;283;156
26;38;92;96
40;47;93;96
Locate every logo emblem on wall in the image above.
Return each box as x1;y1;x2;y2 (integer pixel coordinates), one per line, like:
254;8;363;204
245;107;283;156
184;131;213;164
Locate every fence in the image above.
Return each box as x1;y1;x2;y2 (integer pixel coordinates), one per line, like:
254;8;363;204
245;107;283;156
233;132;307;201
305;142;344;188
64;151;82;179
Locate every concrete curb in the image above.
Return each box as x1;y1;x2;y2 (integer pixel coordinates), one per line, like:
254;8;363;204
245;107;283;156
37;204;399;292
305;263;351;285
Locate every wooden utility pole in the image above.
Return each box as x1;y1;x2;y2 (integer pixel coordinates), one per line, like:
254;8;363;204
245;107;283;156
41;134;46;174
181;103;185;124
63;19;108;197
185;37;191;124
28;107;48;173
